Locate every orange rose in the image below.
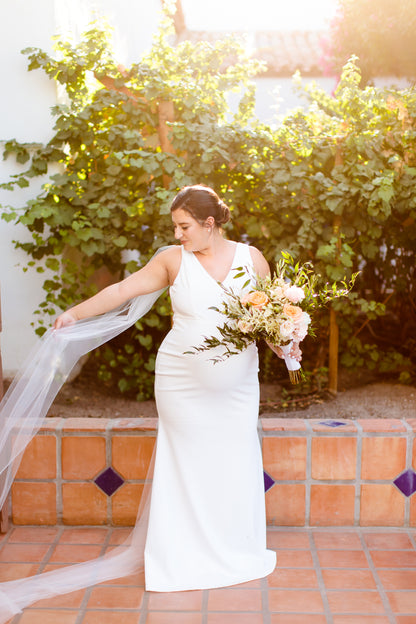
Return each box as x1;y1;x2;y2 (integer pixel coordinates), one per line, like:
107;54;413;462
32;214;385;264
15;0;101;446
241;290;269;309
283;303;303;321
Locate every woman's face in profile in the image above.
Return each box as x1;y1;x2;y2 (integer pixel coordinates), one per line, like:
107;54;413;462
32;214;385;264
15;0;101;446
172;208;210;252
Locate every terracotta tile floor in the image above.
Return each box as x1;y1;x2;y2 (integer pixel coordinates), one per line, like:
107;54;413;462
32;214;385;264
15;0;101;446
2;526;416;623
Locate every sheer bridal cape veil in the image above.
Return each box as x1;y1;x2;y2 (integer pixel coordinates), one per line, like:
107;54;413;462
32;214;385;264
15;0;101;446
0;256;167;621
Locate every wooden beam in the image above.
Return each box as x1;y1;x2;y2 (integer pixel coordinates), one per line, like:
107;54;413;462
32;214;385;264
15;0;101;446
163;0;186;35
328;307;339;396
326;145;345;396
158;100;175;189
93;72;147;107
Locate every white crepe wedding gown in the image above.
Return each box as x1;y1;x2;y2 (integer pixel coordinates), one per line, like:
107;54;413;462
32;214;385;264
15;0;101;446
145;243;276;590
0;243;275;620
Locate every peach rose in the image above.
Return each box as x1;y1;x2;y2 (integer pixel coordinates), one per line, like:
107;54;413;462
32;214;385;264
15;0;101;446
240;290;269;309
283;303;303;321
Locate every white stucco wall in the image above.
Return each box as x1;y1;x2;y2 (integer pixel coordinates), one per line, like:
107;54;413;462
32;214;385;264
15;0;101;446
253;76;337;125
0;0;57;375
0;0;162;376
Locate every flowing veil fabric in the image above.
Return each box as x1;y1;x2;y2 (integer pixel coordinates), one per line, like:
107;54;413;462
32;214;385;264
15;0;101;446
0;453;155;620
0;253;168;621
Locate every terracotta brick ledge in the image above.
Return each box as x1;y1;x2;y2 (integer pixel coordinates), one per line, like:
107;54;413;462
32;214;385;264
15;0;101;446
9;417;416;527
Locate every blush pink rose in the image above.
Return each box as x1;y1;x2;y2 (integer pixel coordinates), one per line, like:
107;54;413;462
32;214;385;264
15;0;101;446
285;285;305;304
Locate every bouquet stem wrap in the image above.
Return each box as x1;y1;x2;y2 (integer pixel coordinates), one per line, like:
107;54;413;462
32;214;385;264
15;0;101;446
279;342;302;384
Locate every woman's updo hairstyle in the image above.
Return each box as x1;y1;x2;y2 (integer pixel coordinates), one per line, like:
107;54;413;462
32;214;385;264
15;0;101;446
170;185;230;226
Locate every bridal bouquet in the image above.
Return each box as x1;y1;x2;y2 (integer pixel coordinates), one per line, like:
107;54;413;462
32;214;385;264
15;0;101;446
186;252;357;383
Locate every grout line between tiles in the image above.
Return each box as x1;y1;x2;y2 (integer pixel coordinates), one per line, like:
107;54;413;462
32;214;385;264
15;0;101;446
309;529;333;624
358;528;397;624
56;425;63;524
407;527;416;551
68;527;113;624
260;575;271;624
305;420;312;525
37;525;65;572
354;419;363;526
201;588;209;624
138;590;150;624
403;420;413;526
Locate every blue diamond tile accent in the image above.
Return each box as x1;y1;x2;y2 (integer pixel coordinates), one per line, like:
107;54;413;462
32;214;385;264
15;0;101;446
94;467;124;496
264;470;275;493
319;420;347;428
393;469;416;497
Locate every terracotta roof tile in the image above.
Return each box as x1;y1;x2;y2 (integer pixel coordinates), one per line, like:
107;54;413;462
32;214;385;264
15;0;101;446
177;29;326;76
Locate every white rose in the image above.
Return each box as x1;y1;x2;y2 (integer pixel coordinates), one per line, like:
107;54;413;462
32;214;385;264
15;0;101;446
280;320;295;338
293;312;311;341
299;311;311;326
238;319;254;334
294;326;308;341
270;286;285;300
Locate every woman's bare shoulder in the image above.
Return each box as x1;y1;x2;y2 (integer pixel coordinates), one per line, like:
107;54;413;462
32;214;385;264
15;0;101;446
154;244;181;260
151;245;182;284
248;245;270;277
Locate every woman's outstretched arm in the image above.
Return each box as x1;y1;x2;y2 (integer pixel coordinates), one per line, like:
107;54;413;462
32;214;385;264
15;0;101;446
54;249;175;329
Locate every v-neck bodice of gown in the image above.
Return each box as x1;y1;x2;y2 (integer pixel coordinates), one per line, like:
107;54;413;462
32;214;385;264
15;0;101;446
155;242;257;390
171;242;252;336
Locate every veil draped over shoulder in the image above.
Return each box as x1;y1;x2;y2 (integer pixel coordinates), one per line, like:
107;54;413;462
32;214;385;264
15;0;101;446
0;251;168;621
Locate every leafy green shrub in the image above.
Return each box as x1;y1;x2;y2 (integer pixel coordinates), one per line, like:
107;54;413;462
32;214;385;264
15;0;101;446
2;17;415;396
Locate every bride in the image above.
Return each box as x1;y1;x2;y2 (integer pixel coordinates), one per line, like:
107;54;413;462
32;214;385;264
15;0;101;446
0;185;299;617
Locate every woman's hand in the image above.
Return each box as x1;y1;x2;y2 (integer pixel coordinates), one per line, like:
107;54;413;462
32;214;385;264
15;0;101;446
267;341;302;362
54;311;77;330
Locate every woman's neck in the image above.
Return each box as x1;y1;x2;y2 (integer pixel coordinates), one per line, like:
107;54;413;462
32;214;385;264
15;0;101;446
194;232;233;257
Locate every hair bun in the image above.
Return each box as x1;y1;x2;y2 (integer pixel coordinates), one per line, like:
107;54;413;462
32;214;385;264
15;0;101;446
217;200;230;225
170;185;231;227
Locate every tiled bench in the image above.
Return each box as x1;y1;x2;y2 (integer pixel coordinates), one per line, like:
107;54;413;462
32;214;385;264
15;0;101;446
9;417;416;527
263;417;416;527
